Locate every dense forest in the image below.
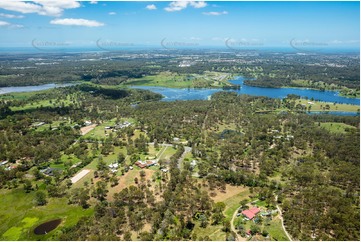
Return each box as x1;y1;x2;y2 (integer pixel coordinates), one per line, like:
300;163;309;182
0;84;359;241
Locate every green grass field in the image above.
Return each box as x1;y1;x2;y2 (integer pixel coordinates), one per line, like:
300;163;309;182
0;90;49;101
158;146;177;160
296;99;359;112
275;99;359;113
192;223;226;240
223;190;251;219
125;71;234;88
82;118;118;139
317;122;357;134
266;218;289;241
0;188;93;241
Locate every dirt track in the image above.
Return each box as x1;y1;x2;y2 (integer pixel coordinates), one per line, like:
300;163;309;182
71;169;90;184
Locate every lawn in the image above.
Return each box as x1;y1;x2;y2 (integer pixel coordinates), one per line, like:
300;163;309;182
192;222;226;241
10;98;73;112
0;188;93;241
223;189;251;219
126;72;194;88
82;118;118;139
317;122;357;134
296;99;359;112
0;89;49;101
125;71;235;88
265;217;289;241
158;146;177;161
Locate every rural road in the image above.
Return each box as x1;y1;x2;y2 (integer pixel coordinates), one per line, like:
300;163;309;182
230;206;241;241
275;195;293;241
177;146;192;169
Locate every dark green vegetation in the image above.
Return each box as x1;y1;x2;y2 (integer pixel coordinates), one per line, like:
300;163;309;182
0;83;359;241
0;51;359;96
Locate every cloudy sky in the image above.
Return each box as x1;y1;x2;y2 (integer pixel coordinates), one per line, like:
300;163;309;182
0;0;359;50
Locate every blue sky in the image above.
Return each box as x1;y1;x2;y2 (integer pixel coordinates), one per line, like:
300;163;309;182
0;1;359;50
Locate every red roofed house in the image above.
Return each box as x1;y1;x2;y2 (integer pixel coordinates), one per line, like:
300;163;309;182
135;160;157;169
241;207;261;220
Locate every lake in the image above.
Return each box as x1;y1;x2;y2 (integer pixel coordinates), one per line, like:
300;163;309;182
131;76;360;105
0;83;76;95
0;77;359;116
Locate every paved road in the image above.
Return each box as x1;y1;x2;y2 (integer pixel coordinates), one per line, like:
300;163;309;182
275;195;293;241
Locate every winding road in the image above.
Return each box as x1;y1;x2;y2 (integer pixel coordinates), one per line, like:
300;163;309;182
275;195;293;241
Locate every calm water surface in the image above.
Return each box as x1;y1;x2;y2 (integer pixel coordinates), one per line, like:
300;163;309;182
0;83;75;95
1;77;359;116
131;76;359;104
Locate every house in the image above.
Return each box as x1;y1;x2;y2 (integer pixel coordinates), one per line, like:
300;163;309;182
40;167;58;176
84;121;92;126
242;207;261;220
135;160;157;169
261;211;272;217
108;163;119;169
114;121;132;129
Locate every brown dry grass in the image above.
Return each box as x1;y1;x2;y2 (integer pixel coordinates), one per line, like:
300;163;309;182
80;124;97;135
107;168;156;201
210;184;248;203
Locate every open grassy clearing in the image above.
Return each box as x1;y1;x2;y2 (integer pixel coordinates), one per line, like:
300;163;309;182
82;118;117;139
125;71;235;88
107;168;155;201
10;98;74;112
316;122;357;134
210;185;249;204
295;99;359;112
223;189;251;219
0;89;51;101
0;188;93;241
158;146;177;160
192;223;225;241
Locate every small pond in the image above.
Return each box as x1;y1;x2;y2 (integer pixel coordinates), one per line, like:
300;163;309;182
33;219;62;235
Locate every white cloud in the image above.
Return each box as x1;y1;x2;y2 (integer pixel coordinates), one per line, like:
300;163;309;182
50;18;104;27
203;11;228;16
0;20;23;28
146;4;157;10
0;20;10;26
90;1;98;4
0;0;80;17
0;13;24;19
190;1;207;9
164;1;207;12
108;12;116;15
